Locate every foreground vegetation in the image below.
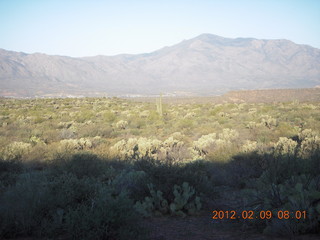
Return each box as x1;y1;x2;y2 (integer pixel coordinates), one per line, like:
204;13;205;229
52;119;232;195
0;97;320;239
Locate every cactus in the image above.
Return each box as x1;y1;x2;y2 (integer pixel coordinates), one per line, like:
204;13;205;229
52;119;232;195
134;183;169;217
2;141;32;160
241;140;258;153
261;115;277;128
273;137;297;157
156;93;163;116
169;182;201;217
135;182;201;218
115;120;128;130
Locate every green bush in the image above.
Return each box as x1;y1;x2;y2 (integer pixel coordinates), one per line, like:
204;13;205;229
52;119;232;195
0;171;145;239
65;188;144;240
51;152;106;178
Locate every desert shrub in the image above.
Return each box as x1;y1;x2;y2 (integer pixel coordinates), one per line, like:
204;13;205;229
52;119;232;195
111;137;187;163
115;120;128;130
0;158;23;191
133;158;213;202
206;151;265;191
157;136;188;164
59;138;93;151
74;110;95;123
111;169;148;200
103;111;116;123
60;128;76;139
0;158;23;176
241;174;320;236
246;121;258;129
261;115;277;128
0;170;144;239
0;172;51;238
51;153;106;178
191;129;239;160
273;137;298;157
1;141;32;161
65;188;144;240
241;140;258;153
298;130;320;159
111;137;160;160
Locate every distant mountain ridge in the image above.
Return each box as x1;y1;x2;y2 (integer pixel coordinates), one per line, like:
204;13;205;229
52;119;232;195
0;34;320;97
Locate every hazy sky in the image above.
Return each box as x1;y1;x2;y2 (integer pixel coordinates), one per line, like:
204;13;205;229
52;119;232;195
0;0;319;57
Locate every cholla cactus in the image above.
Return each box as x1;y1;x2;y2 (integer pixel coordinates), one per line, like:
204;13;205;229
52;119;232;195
158;136;186;163
241;140;258;153
170;182;201;217
58;121;73;129
299;133;320;158
246;121;257;129
115;120;128;130
111;139;128;157
59;138;92;150
184;112;196;119
248;108;257;114
298;129;317;141
219;128;239;141
30;136;45;146
2;141;32;160
191;129;239;159
136;138;162;159
218;112;229;117
274;137;297;156
192;133;217;158
261;115;277;129
111;137;162;160
171;132;184;140
300;103;317;110
111;136;186;162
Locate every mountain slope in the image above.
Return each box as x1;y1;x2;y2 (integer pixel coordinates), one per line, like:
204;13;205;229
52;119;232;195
1;34;320;97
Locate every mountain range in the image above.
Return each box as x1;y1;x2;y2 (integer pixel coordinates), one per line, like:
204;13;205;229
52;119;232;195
1;33;320;97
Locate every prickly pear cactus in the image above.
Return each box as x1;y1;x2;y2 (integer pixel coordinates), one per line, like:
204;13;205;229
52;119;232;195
169;182;201;217
135;182;201;217
134;183;169;217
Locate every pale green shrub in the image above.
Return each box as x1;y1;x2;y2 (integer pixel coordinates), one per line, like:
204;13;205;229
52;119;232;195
248;108;257;114
219;128;239;141
111;137;162;160
274;137;298;156
261;115;277;128
184;112;196;119
158;136;186;163
299;135;320;159
298;129;317;141
241;140;258;153
139;110;150;118
59;138;93;151
1;142;32;160
246;121;258;129
191;128;239;159
115;120;128;130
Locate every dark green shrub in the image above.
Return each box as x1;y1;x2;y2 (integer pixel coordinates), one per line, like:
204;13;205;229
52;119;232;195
51;152;106;178
65;188;144;240
0;172;51;238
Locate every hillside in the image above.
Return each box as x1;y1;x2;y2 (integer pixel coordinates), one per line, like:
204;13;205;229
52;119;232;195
1;34;320;97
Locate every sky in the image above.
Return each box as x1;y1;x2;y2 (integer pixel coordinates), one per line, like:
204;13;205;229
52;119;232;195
0;0;319;57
